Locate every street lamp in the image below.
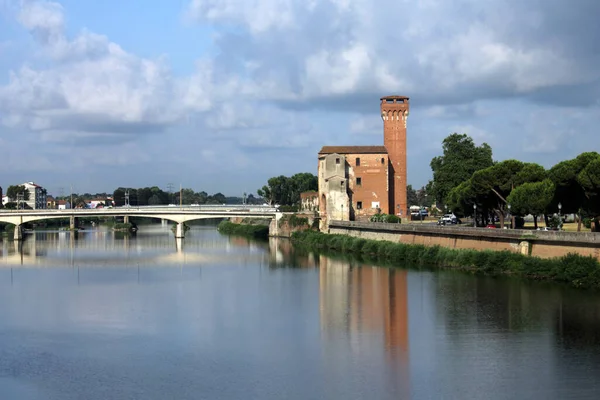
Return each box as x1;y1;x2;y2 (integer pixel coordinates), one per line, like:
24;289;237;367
473;204;477;227
507;203;512;229
558;202;562;217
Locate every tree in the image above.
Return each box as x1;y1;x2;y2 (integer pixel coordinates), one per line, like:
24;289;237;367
257;173;317;206
447;160;546;228
548;152;600;231
428;133;494;205
6;185;30;202
506;179;555;229
407;185;418;206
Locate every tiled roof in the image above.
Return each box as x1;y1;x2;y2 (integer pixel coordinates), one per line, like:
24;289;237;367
319;146;388;155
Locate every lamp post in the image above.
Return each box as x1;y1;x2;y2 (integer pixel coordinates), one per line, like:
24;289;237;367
473;204;477;227
558;202;562;230
558;202;562;217
507;203;512;229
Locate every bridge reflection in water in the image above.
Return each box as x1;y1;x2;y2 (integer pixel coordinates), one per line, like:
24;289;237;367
0;228;269;268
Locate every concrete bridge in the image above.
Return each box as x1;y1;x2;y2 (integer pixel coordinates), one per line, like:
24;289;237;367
0;205;282;240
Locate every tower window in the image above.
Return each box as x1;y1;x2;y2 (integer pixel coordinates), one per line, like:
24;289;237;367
357;201;363;210
381;158;385;164
355;157;360;166
356;177;362;186
336;158;340;165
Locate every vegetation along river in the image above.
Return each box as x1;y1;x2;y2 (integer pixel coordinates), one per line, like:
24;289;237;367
1;224;600;399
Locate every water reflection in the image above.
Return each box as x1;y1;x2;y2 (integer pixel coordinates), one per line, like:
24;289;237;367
0;228;600;399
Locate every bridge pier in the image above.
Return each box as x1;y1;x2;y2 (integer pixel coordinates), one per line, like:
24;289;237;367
175;223;185;238
13;224;22;241
161;219;167;227
124;215;129;224
69;216;78;230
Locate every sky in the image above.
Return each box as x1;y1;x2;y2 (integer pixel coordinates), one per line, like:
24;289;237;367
0;0;599;197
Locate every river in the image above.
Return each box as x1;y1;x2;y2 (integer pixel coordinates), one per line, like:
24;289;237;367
1;225;599;399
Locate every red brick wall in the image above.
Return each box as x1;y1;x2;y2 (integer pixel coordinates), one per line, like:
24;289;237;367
347;153;389;220
381;97;409;216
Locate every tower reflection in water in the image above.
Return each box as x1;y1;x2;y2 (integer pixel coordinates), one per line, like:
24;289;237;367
319;255;410;395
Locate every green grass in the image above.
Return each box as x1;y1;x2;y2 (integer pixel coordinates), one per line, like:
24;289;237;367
291;231;600;289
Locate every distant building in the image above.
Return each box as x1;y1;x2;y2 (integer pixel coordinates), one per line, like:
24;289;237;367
46;196;57;209
0;186;2;206
300;191;319;212
21;182;48;209
57;200;71;210
1;195;8;206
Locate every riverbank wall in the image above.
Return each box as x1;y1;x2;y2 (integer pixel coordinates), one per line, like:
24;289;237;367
230;213;318;238
328;221;600;261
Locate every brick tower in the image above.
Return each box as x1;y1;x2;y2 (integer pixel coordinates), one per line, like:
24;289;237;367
381;95;409;217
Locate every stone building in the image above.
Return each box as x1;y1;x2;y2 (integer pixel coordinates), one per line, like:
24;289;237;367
300;191;319;212
318;95;409;227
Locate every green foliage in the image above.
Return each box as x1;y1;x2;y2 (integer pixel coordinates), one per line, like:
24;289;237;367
448;159;547;224
548;152;600;216
278;214;310;228
6;185;30;202
112;186;242;206
257;173;318;206
291;231;600;289
583;218;592;229
113;223;135;232
547;215;562;230
217;221;269;239
429;133;494;205
506;179;555;216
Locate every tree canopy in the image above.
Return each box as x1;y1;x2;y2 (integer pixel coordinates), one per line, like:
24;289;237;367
447;159;547;227
257;173;318;206
428;133;493;205
6;185;30;202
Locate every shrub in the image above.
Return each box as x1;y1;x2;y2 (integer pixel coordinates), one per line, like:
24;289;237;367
218;221;269;239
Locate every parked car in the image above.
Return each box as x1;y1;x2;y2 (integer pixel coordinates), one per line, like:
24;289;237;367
438;214;458;225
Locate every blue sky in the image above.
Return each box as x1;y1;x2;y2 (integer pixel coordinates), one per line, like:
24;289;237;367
0;0;599;197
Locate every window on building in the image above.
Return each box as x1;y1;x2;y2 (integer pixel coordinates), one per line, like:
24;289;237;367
371;201;380;209
357;201;363;210
341;181;344;186
356;177;362;186
336;158;340;165
381;158;385;164
356;157;360;166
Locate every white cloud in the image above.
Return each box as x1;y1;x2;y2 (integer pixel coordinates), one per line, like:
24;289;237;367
0;0;218;144
186;0;600;108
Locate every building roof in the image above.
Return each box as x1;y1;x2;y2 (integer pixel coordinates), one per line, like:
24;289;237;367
319;146;388;155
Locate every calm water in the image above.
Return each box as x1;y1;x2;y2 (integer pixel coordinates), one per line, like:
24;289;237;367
1;225;600;399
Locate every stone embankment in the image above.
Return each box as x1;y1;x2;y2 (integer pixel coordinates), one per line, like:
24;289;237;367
327;221;600;260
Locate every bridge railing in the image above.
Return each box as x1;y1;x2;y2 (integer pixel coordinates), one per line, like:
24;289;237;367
0;204;280;214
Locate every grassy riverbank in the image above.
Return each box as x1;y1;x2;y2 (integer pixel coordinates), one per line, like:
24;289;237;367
217;221;269;239
291;231;600;289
